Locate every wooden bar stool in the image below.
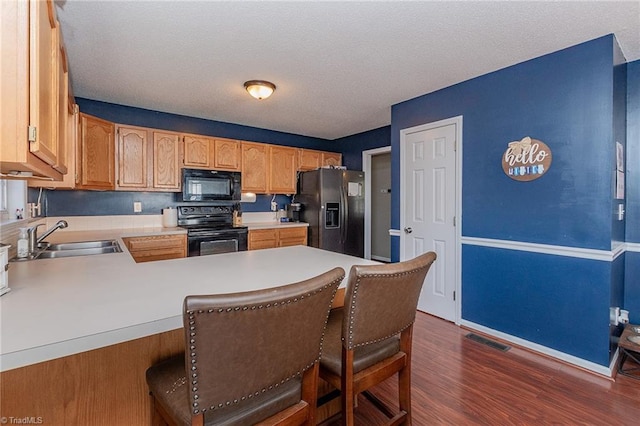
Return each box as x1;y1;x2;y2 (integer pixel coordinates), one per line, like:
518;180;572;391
146;267;345;426
319;252;437;425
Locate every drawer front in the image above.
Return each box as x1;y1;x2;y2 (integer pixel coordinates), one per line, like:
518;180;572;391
127;235;186;252
130;247;186;263
278;227;307;239
249;229;278;242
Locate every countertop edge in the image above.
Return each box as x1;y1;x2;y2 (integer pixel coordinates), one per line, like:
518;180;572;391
1;315;183;372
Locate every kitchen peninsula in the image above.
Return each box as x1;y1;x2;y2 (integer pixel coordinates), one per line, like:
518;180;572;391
0;237;377;425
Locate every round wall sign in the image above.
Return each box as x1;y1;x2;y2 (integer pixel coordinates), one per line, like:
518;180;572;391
502;136;552;181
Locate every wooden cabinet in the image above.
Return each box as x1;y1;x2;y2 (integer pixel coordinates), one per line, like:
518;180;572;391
152;131;181;191
248;229;278;250
241;141;268;193
28;0;58;168
1;0;64;180
298;149;342;171
183;134;211;168
116;127;181;192
53;36;69;174
242;143;297;194
29;104;78;189
183;135;240;171
322;151;342;167
269;145;297;194
298;149;322;171
213;138;240;171
277;227;308;247
123;234;187;263
117;125;148;189
248;227;308;250
77;113;115;190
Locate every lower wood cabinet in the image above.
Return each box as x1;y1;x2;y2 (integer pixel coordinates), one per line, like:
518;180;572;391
248;227;308;250
123;234;186;263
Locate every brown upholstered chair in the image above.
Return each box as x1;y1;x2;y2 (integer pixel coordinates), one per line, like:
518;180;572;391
319;252;437;425
146;267;345;426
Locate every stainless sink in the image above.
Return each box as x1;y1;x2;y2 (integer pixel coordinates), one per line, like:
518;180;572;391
45;240;120;251
33;240;122;259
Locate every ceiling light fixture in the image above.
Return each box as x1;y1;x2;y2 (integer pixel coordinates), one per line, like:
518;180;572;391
244;80;276;100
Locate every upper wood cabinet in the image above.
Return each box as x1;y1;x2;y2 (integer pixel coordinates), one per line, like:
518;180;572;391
183;134;211;169
183;135;240;171
298;149;342;171
298;149;322;171
1;0;63;180
117;125;149;189
269;145;297;194
322;151;342;167
117;126;181;192
28;0;58;168
241;141;268;193
153;132;181;191
77;113;115;190
213;138;240;171
53;39;69;175
29;104;78;189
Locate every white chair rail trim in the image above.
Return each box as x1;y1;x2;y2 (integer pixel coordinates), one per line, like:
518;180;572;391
461;236;626;262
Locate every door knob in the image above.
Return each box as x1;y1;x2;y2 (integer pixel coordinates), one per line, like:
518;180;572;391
404;227;413;234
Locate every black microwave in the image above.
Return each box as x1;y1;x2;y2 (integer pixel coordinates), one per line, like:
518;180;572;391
182;169;241;202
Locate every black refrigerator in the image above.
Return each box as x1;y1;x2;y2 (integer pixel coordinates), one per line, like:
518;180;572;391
297;168;364;257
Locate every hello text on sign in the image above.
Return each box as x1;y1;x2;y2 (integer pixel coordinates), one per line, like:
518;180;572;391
502;136;552;182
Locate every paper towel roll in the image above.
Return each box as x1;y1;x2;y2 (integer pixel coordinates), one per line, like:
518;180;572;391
162;208;177;227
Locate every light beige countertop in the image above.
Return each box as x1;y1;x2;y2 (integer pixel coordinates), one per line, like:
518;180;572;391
0;229;375;372
244;221;309;230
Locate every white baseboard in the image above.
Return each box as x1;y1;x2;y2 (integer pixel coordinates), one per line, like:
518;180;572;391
460;319;615;377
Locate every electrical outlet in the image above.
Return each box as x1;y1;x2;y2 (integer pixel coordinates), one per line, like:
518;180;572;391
134;202;142;213
271;201;277;212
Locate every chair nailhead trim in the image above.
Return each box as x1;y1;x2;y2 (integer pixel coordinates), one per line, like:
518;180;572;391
186;276;343;415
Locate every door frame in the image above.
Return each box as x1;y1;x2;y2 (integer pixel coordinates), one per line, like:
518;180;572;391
362;146;392;260
399;116;462;324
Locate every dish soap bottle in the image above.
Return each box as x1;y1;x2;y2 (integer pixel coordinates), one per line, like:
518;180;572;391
17;228;29;259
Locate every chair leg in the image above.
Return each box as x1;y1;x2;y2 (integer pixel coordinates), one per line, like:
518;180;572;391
341;347;355;426
301;363;320;426
398;327;414;425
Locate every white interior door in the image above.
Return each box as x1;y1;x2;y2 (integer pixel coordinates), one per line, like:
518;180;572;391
401;120;457;321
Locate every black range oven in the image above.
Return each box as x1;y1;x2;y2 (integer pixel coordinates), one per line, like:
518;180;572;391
177;205;247;257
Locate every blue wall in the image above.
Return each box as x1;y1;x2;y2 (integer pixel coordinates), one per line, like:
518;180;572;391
391;35;622;366
39;99;337;215
335;126;391;171
76;98;335;150
611;41;627;245
392;36;615;250
625;60;640;323
462;245;611;364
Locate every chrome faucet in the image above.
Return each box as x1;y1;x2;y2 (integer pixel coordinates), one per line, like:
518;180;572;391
28;220;68;255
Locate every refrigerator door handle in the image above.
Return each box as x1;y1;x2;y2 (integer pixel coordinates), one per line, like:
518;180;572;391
341;184;348;244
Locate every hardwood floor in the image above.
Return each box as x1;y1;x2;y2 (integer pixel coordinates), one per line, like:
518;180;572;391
324;312;640;425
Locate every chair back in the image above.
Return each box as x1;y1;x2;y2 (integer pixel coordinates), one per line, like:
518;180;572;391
183;267;345;417
342;252;436;350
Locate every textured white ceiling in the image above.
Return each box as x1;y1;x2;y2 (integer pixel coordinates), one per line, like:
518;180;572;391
55;1;640;140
